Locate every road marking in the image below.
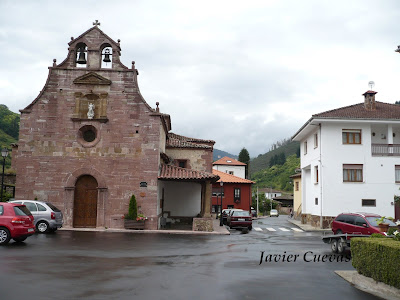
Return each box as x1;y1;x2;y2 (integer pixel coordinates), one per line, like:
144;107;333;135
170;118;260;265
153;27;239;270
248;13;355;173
279;228;290;232
292;228;303;232
266;228;276;231
254;227;263;231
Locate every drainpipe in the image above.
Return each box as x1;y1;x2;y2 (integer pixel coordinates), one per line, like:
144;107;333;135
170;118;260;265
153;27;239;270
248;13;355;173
319;123;323;229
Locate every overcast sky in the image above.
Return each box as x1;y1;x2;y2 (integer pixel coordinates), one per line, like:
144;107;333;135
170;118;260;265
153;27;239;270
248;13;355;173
1;0;400;157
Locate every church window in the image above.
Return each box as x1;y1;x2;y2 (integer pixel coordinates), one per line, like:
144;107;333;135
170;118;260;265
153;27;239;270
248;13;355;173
78;125;99;147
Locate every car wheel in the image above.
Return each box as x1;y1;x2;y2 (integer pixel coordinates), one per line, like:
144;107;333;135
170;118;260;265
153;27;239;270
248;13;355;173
49;228;57;233
0;227;11;245
337;238;345;254
248;226;252;230
336;229;343;235
13;237;27;243
331;239;338;253
36;221;49;233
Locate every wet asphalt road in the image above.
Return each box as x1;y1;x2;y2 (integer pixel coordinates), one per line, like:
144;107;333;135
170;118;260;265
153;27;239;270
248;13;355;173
0;216;380;300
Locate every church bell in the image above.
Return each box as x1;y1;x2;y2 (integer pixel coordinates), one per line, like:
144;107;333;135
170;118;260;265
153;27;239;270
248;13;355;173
103;48;111;63
76;48;87;64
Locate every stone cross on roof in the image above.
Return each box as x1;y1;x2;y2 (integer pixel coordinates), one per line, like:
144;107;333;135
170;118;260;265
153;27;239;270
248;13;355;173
93;20;101;26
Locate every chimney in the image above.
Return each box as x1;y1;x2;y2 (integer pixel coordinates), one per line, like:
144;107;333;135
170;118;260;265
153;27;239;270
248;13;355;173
362;90;377;111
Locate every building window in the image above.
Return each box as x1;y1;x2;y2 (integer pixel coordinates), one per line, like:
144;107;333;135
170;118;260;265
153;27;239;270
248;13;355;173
315;198;318;205
295;181;299;191
212;188;224;197
228;171;234;175
178;160;187;168
343;164;363;182
234;188;241;203
304;141;308;155
395;165;400;183
314;133;318;148
362;199;376;207
342;129;361;144
314;166;319;183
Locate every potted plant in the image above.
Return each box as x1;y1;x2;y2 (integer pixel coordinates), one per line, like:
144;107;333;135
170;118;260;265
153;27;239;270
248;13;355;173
124;194;146;229
376;216;393;233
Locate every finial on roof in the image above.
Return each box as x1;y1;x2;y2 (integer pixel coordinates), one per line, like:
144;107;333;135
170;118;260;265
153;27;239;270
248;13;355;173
368;81;375;90
71;37;74;41
132;61;135;69
118;39;120;45
156;102;160;112
53;59;56;67
93;20;101;26
395;45;400;53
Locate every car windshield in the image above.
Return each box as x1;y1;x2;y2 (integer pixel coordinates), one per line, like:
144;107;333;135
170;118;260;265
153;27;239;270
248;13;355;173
271;210;277;213
366;217;396;227
14;206;32;216
233;211;250;217
46;202;61;212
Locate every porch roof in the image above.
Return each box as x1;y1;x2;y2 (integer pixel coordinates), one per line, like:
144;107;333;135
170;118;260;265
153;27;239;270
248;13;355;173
158;164;219;182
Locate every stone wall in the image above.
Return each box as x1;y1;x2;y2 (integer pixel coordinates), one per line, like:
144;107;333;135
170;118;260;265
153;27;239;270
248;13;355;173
301;214;334;229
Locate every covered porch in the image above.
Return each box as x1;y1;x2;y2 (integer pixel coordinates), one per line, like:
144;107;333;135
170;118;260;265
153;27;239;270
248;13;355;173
158;164;219;231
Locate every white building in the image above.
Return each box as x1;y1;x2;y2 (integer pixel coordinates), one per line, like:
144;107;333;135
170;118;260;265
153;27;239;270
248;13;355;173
292;90;400;228
212;156;246;179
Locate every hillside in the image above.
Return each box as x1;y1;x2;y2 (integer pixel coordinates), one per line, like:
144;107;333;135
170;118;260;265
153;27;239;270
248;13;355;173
213;149;237;161
251;154;300;191
0;105;19;169
249;140;300;175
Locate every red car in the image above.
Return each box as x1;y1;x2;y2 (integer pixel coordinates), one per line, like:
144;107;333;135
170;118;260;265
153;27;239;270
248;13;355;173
0;202;36;245
227;210;252;230
331;212;396;235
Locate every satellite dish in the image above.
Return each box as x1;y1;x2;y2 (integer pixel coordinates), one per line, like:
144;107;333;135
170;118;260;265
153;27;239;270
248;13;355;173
368;81;375;90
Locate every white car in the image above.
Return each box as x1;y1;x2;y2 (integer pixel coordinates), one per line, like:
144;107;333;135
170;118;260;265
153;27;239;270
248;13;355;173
270;209;279;217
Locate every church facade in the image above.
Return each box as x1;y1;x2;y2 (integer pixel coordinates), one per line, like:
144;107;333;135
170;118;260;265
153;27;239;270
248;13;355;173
12;24;218;230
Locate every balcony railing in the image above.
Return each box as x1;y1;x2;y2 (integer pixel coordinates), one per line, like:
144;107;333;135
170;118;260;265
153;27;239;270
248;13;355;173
371;144;400;156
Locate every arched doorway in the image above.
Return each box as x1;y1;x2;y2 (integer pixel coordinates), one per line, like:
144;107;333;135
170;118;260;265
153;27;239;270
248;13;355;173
73;175;98;228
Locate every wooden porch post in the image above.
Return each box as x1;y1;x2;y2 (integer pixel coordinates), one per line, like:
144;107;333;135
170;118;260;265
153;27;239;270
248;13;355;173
203;180;212;218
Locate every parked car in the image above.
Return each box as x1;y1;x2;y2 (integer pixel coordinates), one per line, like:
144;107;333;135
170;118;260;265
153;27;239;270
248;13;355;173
220;208;243;225
331;212;396;235
227;210;252;230
9;200;63;233
270;209;279;217
0;202;36;245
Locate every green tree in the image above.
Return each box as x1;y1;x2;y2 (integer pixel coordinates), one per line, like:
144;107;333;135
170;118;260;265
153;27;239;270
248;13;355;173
126;194;138;220
238;147;250;178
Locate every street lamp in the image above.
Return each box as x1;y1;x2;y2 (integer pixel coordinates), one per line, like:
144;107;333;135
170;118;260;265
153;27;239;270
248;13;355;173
1;148;9;202
215;186;219;219
219;181;224;226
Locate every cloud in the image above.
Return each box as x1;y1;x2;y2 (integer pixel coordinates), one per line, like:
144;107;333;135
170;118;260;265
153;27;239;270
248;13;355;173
1;0;400;156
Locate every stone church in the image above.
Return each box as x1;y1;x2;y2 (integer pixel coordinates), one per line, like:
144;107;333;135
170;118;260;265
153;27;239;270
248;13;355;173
12;23;218;230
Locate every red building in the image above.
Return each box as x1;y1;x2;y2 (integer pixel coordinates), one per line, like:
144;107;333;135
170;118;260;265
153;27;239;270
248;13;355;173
212;169;254;213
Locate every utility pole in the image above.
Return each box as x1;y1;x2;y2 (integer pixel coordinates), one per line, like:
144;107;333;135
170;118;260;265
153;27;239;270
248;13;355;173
256;186;259;217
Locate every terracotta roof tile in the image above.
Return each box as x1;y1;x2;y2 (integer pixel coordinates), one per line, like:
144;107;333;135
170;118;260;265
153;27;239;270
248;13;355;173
166;133;214;149
313;101;400;120
159;164;219;182
212;169;254;184
213;156;246;166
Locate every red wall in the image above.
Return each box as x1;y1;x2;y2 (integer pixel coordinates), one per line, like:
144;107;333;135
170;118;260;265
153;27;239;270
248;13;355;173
212;183;252;211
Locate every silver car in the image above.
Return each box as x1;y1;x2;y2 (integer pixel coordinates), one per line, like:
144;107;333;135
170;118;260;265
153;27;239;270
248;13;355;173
9;200;63;233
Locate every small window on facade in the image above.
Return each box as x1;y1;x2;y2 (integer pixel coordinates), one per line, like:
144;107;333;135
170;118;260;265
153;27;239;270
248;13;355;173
314;166;319;183
315;198;318;205
395;165;400;183
229;171;234;175
234;188;241;203
295;181;299;191
314;133;318;148
178;160;187;168
343;164;363;182
212;188;224;197
304;141;308;155
342;129;361;144
362;199;376;207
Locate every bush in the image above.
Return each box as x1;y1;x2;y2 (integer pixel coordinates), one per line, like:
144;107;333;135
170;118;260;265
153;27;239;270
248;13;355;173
369;233;386;238
387;227;397;236
126;194;137;220
351;238;400;289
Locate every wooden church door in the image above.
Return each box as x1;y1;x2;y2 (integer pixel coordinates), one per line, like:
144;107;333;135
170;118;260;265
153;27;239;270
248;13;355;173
73;175;98;228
